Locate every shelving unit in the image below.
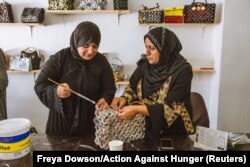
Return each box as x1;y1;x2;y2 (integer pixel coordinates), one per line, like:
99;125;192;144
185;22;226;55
46;10;129;15
46;10;130;26
0;23;44;26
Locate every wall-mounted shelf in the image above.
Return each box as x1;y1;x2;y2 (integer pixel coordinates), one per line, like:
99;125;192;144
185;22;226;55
46;10;130;15
115;67;215;86
46;10;130;26
139;23;219;26
0;23;44;26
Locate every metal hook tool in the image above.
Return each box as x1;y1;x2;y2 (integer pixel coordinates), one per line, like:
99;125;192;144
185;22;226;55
48;78;96;105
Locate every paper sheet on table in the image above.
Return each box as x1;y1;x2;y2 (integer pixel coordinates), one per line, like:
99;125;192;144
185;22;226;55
194;126;228;151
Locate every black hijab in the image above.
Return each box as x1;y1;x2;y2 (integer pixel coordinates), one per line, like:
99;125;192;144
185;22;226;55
68;21;101;135
130;27;189;97
70;21;101;61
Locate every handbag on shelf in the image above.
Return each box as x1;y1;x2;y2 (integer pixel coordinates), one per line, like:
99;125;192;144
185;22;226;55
21;8;45;23
94;108;145;150
113;0;128;10
109;57;123;82
20;47;44;70
48;0;75;10
78;0;107;10
184;0;216;23
0;0;14;23
164;6;184;23
138;3;164;24
9;54;31;72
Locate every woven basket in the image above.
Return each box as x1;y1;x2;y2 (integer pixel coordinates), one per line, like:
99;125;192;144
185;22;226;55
113;0;128;10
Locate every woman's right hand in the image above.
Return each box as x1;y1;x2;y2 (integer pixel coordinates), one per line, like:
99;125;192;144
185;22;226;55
111;97;126;111
57;83;71;99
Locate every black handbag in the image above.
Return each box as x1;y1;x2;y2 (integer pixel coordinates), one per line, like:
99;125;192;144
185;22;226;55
0;0;14;23
184;0;216;23
113;0;128;10
21;8;45;23
138;3;164;24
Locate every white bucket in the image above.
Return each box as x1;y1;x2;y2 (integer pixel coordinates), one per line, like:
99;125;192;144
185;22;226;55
0;118;31;160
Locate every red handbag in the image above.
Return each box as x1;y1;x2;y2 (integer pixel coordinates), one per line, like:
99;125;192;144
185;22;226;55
184;0;216;23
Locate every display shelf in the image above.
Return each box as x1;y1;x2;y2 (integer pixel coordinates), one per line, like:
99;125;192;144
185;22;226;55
46;10;130;15
139;23;219;26
46;10;130;26
0;23;44;26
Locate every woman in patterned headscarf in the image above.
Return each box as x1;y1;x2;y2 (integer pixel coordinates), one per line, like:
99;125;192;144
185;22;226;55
34;21;116;136
0;48;8;120
111;27;194;148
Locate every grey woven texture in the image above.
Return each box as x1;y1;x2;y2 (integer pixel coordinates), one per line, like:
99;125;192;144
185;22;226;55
94;108;145;149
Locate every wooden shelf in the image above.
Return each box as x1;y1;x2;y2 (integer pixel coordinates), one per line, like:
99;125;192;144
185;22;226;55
193;67;215;73
7;69;41;74
0;23;44;26
139;23;219;26
46;10;130;15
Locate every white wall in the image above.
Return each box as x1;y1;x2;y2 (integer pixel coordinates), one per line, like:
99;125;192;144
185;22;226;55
1;0;223;133
218;0;250;133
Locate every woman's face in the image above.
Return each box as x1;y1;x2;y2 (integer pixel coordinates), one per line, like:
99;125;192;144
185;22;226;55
144;37;160;64
77;43;98;60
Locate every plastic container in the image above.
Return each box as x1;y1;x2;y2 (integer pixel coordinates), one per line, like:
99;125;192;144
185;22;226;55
0;118;31;160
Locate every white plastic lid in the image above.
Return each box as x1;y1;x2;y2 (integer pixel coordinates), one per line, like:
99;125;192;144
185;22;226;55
0;118;31;137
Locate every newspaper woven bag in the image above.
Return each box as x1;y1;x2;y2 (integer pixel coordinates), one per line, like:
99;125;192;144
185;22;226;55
94;108;145;149
48;0;74;10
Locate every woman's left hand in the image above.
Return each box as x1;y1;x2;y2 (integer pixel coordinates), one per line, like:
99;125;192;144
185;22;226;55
118;106;137;120
96;98;109;111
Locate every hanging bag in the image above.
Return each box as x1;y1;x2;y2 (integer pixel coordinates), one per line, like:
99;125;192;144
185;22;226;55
183;0;216;23
0;0;14;23
138;3;164;24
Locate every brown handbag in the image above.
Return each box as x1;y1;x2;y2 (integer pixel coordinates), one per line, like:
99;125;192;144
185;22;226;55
184;0;216;23
0;0;14;23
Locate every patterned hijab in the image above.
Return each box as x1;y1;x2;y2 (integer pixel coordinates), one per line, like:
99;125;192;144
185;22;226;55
70;21;101;61
130;27;189;97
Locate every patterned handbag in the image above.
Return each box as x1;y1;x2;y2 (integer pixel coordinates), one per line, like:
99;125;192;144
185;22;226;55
48;0;74;10
0;0;14;23
78;0;107;10
113;0;128;10
21;8;45;23
138;3;164;24
184;0;216;23
94;108;145;149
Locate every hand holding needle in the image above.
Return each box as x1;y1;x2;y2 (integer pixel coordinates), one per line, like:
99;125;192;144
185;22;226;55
48;78;96;105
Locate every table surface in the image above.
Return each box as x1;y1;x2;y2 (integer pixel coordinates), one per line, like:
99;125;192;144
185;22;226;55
1;133;250;167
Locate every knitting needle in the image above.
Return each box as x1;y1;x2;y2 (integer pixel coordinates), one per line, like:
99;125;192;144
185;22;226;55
48;78;96;105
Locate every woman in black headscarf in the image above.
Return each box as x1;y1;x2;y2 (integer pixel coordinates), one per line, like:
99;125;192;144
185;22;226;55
111;27;194;146
0;48;8;120
34;21;116;136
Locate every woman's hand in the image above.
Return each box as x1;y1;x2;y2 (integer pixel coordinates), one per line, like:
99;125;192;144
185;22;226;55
111;97;126;111
57;83;71;98
96;98;109;111
118;106;137;120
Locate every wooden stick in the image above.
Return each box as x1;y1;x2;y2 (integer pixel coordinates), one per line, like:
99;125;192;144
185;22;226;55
48;78;96;105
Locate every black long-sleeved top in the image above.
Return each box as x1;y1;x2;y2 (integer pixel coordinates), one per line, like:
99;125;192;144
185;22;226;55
34;48;116;136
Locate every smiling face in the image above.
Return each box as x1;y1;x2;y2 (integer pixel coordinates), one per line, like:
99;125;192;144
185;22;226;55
77;43;99;60
144;37;160;64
